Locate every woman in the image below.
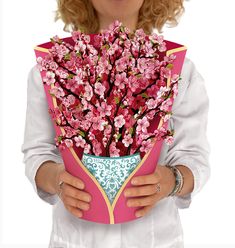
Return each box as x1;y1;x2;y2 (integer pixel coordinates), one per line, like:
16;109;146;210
21;0;211;247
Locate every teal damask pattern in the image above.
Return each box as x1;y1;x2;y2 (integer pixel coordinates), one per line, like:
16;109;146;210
81;153;141;204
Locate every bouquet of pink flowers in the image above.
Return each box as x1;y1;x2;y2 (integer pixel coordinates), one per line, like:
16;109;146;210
34;20;187;224
36;20;179;158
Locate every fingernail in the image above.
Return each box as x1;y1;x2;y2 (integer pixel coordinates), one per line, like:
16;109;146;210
131;179;137;185
124;190;130;197
135;212;141;217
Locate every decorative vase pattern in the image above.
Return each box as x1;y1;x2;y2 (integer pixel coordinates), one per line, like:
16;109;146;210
81;153;141;205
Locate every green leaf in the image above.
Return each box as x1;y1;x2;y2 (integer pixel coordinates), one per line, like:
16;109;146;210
64;53;71;60
129;127;134;135
120;26;125;32
57;136;63;142
117;133;122;140
166;63;173;69
67;74;74;79
114;96;120;104
141;92;149;98
120;103;125;108
79;131;85;137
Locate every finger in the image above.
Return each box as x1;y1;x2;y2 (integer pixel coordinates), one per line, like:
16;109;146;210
135;205;154;218
63;183;92;203
63;195;90;211
131;172;161;186
126;194;158;208
124;185;157;197
66;205;83;218
59;170;85;190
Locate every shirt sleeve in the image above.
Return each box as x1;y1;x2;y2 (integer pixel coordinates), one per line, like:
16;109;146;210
163;58;211;209
21;64;64;205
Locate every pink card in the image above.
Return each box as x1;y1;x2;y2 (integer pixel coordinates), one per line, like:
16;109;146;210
34;34;187;224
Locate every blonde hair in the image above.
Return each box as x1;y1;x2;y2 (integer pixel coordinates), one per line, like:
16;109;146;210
54;0;185;35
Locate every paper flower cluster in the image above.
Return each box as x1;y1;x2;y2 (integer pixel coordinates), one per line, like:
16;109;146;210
36;20;180;157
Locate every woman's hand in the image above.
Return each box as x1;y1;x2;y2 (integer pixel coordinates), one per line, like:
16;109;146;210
54;164;92;218
124;165;175;218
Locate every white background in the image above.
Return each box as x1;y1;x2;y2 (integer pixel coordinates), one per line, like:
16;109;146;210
0;0;235;247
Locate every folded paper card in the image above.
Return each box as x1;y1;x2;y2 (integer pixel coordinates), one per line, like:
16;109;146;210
34;20;187;224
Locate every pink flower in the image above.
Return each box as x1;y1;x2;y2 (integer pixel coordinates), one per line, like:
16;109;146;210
171;74;179;83
115;57;128;72
128;75;139;92
172;83;179;99
50;43;69;62
108;19;122;32
146;84;159;98
92;116;107;131
136;116;150;133
74;40;86;53
98;57;112;75
158;42;167;52
97;101;112;117
74;136;86;148
67;78;78;92
146;99;157;109
160;98;173;112
50;86;65;98
157;86;168;98
110;141;120;157
140;139;153;153
104;124;112;136
161;67;171;79
165;135;174;145
55;68;69;79
162;114;171;123
43;71;56;85
122;134;133;147
84;84;93;101
108;43;119;56
65;139;73;148
93;141;102;156
115;72;127;89
114;114;125;128
137;58;148;73
94;82;106;96
62;94;76;108
84;144;91;154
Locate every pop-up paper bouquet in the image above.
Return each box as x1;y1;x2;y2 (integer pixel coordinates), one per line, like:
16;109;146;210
34;20;187;224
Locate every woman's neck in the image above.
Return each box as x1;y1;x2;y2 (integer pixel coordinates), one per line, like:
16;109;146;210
98;15;138;33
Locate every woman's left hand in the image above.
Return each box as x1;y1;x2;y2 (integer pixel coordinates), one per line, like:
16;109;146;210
124;165;175;218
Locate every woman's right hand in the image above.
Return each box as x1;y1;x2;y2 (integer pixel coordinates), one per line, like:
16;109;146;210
54;164;92;218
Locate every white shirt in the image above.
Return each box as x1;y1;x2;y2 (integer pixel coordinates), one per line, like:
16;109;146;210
21;56;211;248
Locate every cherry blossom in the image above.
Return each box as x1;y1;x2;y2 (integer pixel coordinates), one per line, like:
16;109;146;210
74;136;86;148
165;135;174;145
114;115;125;128
37;19;180;157
122;134;133;147
140;139;153;153
136;116;150;133
97;102;112;117
94;82;106;96
43;71;56;85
